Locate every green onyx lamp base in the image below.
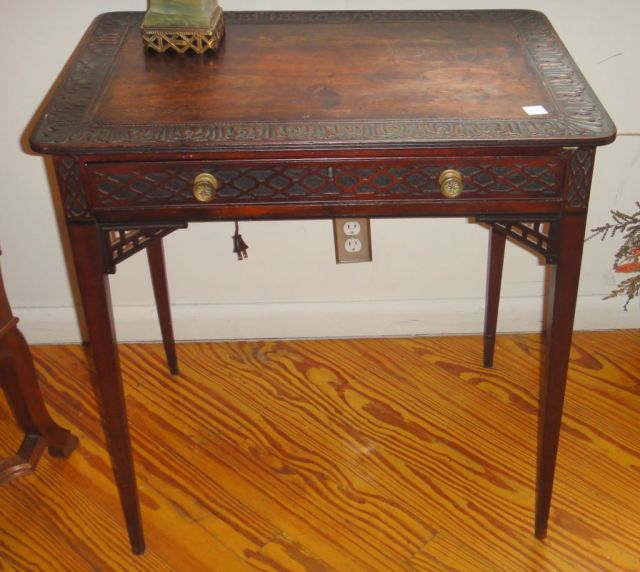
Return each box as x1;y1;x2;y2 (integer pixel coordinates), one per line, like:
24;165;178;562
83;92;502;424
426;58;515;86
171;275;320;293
141;3;224;54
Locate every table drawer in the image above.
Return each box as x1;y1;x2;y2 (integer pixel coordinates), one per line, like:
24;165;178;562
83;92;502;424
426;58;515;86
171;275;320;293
86;156;564;209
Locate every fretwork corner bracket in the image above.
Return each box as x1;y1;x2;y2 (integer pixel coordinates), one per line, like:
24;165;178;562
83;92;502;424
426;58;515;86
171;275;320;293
101;224;187;274
478;219;559;264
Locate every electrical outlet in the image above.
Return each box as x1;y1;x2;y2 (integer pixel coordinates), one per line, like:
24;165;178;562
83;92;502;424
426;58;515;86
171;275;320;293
343;220;361;236
333;218;372;263
345;237;362;253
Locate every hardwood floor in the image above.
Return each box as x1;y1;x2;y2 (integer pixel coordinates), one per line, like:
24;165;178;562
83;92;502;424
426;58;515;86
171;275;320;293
0;331;639;571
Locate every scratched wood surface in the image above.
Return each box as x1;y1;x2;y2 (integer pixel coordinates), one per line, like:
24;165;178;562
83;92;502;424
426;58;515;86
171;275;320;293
0;331;638;571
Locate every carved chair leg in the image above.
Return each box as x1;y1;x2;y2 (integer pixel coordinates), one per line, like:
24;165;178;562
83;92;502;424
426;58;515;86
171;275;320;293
0;259;78;472
146;240;178;375
0;434;47;484
0;328;79;460
483;226;506;367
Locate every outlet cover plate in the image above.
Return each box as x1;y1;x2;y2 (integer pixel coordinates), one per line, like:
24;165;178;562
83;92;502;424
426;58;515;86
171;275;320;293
333;218;372;263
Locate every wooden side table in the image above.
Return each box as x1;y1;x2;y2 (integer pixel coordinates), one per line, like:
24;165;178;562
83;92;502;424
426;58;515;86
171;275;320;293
29;10;616;554
0;252;78;483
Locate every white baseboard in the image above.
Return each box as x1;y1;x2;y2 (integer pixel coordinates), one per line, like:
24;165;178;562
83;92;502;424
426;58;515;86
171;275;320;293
12;295;636;345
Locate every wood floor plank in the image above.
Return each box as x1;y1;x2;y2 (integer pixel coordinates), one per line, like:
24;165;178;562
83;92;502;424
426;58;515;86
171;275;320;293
0;331;638;570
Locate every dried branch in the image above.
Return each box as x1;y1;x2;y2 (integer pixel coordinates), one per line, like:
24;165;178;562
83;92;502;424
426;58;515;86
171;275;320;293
587;201;640;240
589;202;640;310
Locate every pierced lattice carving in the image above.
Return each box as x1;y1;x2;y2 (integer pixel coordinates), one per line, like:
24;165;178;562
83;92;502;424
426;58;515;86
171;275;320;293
101;225;186;274
91;160;561;206
54;156;90;220
479;219;558;263
142;24;225;54
565;148;595;211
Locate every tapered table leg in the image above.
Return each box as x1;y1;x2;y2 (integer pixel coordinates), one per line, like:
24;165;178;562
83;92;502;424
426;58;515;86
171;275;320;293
146;240;178;375
483;226;506;368
535;214;587;539
67;224;145;555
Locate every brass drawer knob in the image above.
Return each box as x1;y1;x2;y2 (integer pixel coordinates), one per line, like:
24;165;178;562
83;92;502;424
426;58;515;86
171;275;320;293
438;169;464;198
192;173;219;202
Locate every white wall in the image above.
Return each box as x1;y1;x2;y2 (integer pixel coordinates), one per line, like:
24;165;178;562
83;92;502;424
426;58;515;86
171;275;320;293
0;1;638;344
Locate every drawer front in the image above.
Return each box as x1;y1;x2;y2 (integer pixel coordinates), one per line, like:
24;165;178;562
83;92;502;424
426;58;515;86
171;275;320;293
86;156;564;209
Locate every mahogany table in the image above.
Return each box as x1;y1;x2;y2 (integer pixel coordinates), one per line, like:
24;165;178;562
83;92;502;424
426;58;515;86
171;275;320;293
29;10;616;554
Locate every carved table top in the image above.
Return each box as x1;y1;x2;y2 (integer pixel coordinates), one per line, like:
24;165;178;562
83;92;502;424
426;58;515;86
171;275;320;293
30;10;615;155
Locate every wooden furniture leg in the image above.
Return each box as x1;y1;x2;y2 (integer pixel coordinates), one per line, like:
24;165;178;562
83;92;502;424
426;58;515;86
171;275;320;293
483;226;506;368
0;434;47;484
67;224;145;555
146;240;178;375
535;214;587;539
0;257;78;484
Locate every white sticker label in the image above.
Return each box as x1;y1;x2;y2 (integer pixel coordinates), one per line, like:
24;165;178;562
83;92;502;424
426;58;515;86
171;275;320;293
522;105;549;116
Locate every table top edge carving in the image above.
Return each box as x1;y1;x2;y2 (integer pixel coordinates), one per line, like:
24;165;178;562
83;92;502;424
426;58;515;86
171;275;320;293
29;10;616;156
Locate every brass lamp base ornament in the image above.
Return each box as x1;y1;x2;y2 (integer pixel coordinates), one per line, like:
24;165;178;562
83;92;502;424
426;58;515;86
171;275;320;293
142;0;224;54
